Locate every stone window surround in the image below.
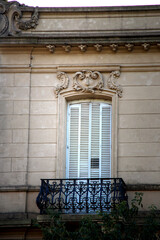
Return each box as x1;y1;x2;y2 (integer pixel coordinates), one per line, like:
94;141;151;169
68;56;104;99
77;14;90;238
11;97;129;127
56;88;118;179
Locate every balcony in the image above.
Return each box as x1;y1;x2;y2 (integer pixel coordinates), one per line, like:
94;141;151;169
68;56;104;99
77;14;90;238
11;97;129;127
36;178;128;214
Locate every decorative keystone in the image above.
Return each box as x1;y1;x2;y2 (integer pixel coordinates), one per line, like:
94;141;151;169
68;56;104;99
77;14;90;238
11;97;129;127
73;70;103;93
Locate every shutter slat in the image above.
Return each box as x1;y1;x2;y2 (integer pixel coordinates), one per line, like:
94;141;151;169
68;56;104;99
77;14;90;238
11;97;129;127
68;105;80;178
67;102;111;179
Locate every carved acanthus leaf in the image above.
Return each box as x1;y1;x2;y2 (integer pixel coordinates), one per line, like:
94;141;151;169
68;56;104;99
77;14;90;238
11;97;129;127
73;70;104;93
107;71;122;97
55;72;69;97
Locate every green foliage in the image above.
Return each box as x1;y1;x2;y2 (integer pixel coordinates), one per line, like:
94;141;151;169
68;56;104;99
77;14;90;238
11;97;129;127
36;193;160;240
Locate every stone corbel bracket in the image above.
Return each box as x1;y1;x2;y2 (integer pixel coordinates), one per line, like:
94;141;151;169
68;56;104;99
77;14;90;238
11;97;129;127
73;70;103;93
107;70;122;97
55;72;69;97
0;0;39;36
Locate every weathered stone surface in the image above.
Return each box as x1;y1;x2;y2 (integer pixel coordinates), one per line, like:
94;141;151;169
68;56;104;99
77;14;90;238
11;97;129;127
31;73;57;86
0;87;29;100
14;73;30;87
119;100;160;114
12;158;27;172
122;86;160;100
0;192;26;213
118;157;160;172
13;129;28;143
119;115;160;129
31;87;55;100
119;129;160;143
13;101;29;114
119;172;160;185
30;129;56;143
0;130;12;143
28;158;56;172
28;172;56;186
0;172;26;186
0;74;14;87
29;144;56;158
30;115;57;129
0;158;11;172
0;144;28;158
30;101;57;114
119;143;160;157
0;101;13;114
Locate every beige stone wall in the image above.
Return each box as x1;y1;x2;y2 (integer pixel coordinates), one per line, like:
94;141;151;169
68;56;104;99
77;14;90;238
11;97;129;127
118;70;160;184
0;46;160;213
0;5;160;215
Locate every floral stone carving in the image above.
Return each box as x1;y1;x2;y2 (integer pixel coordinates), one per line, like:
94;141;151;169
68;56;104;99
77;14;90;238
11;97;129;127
107;71;122;97
55;72;69;97
73;70;103;93
0;0;39;36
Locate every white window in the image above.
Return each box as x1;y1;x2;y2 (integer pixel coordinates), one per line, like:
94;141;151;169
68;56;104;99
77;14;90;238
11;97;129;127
66;101;112;179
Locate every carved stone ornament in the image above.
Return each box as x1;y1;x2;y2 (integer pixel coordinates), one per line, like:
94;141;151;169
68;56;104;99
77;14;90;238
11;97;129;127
62;45;72;52
110;44;118;52
78;45;87;52
0;0;39;37
142;43;150;51
125;43;134;52
107;71;122;97
46;45;56;53
73;70;104;93
55;72;69;97
94;44;102;52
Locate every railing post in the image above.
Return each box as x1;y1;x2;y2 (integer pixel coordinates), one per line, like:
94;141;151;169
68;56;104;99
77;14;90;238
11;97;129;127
100;179;103;212
86;179;89;213
72;179;76;213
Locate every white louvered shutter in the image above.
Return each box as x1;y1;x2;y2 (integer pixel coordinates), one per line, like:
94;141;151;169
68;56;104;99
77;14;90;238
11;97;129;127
67;104;80;178
67;102;111;179
101;103;112;178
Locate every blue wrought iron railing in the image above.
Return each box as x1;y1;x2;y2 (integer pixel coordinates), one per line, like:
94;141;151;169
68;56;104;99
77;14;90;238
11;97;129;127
36;178;128;214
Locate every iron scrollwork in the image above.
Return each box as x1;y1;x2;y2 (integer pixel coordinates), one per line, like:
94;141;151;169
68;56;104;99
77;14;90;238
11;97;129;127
36;178;128;214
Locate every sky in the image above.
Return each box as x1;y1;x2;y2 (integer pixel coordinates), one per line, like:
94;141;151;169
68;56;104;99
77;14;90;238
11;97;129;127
8;0;160;7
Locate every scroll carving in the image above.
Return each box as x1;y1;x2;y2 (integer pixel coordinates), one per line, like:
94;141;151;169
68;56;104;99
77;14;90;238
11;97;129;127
107;71;122;97
55;72;69;97
0;0;39;36
73;70;103;93
17;7;39;30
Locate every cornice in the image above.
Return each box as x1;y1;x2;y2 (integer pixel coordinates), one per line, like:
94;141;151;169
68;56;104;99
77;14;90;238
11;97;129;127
0;39;160;53
19;5;160;13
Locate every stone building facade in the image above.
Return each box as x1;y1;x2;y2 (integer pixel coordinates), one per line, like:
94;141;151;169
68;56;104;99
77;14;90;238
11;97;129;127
0;0;160;238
